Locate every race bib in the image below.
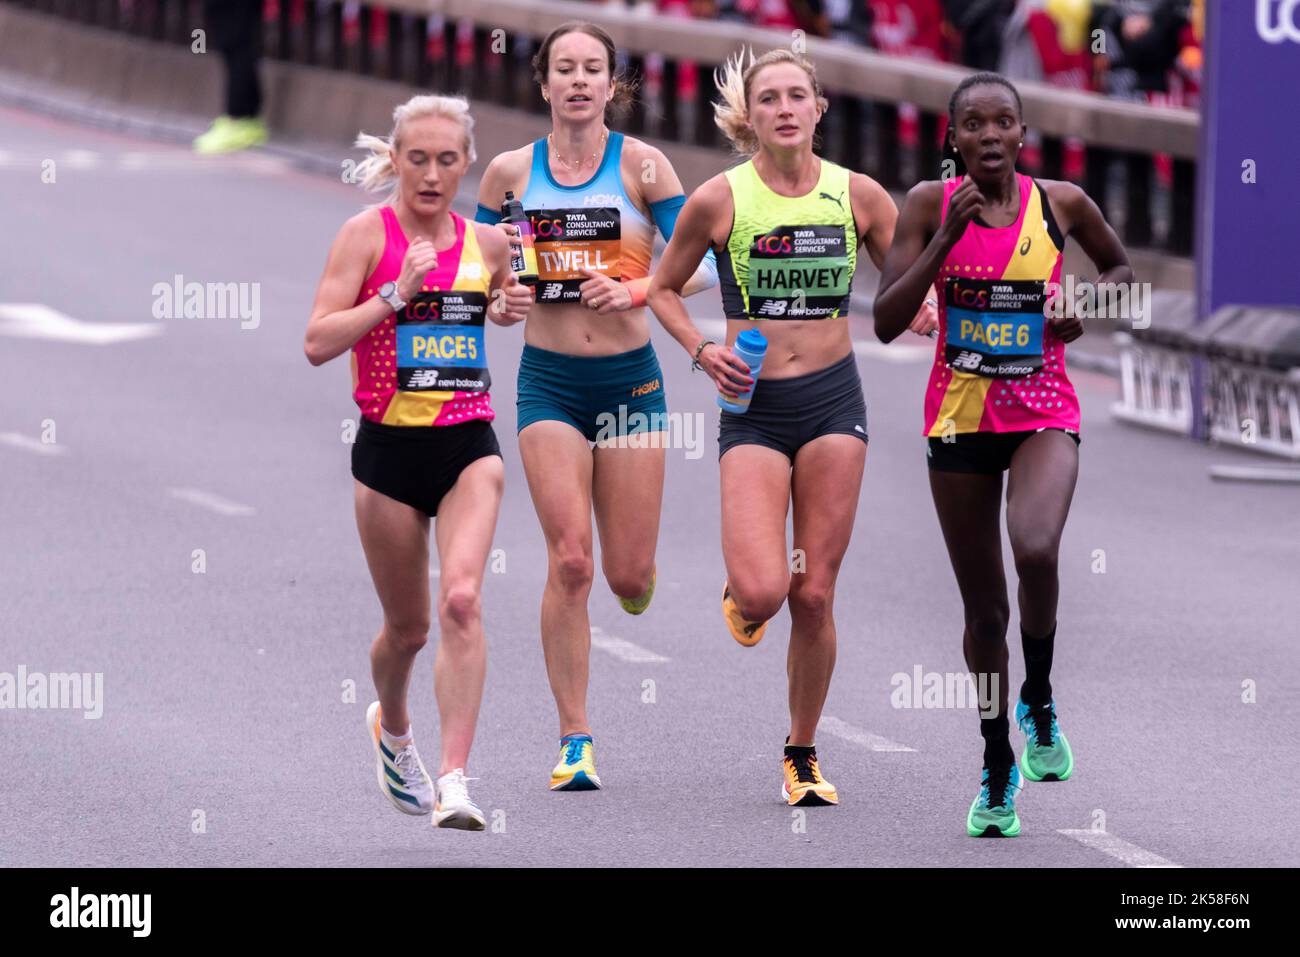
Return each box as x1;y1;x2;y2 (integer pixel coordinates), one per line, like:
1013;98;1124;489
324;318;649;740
395;290;491;394
746;224;850;319
527;207;621;303
943;278;1046;378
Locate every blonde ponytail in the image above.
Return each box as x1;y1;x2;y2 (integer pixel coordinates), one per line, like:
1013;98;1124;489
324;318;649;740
713;49;757;155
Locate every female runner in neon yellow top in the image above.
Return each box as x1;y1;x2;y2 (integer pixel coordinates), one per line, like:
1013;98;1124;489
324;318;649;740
649;48;935;809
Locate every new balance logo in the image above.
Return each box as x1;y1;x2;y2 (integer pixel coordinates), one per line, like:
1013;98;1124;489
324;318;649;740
408;369;441;388
819;190;845;211
542;282;563;299
952;351;983;371
756;300;788;317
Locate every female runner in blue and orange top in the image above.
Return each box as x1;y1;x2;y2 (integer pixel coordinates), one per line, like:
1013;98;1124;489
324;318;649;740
875;73;1133;837
476;21;717;791
305;95;532;830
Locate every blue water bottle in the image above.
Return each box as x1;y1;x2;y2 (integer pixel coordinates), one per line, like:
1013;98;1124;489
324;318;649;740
716;328;767;413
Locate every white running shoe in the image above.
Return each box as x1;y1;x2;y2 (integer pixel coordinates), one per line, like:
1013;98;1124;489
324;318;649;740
365;701;434;815
434;769;486;831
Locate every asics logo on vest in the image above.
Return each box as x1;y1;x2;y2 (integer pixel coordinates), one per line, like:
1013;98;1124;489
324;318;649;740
1257;0;1300;42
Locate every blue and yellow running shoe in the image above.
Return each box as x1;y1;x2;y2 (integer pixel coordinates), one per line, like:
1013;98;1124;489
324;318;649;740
365;701;434;815
550;733;602;791
967;763;1021;837
1015;697;1074;782
618;565;656;615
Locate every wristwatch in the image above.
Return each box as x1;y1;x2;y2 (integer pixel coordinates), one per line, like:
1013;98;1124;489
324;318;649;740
378;281;406;314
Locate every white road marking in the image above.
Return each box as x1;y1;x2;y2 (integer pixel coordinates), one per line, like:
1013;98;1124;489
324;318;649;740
1058;829;1182;868
589;626;669;664
0;303;162;345
0;432;68;456
0;150;290;174
167;487;255;517
61;149;100;169
695;318;931;363
1209;464;1300;484
818;715;916;752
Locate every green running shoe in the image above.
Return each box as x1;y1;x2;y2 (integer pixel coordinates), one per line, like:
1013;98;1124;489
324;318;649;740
967;763;1021;837
1015;697;1074;782
617;565;655;615
193;115;268;155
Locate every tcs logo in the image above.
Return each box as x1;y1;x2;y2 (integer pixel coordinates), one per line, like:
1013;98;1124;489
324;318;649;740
950;283;989;309
754;234;792;255
404;299;441;321
530;216;565;239
1257;0;1300;43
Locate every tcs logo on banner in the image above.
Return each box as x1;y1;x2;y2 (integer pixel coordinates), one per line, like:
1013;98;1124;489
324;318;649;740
1257;0;1300;43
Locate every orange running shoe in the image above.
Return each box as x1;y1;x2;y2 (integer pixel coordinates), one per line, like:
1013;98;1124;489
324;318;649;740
722;581;768;647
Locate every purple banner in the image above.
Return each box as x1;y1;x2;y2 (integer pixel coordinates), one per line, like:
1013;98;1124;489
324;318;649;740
1197;0;1300;318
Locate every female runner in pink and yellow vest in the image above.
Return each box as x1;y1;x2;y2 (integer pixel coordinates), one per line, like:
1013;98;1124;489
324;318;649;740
875;73;1133;837
305;95;532;831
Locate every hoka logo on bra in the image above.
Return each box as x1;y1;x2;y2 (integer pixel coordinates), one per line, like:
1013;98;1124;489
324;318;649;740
583;193;624;207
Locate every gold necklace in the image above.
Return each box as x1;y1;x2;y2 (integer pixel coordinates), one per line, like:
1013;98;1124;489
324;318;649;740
549;128;608;172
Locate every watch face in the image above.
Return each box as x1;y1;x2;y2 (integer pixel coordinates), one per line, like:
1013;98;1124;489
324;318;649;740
379;281;396;298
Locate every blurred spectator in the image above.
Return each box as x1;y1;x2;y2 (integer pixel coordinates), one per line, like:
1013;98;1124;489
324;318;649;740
733;0;832;35
943;0;1015;71
839;0;876;46
1002;0;1092;89
193;0;267;154
1093;0;1190;97
1001;0;1093;179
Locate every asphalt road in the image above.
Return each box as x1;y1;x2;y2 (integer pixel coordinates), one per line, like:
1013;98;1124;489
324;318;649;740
1;102;1297;868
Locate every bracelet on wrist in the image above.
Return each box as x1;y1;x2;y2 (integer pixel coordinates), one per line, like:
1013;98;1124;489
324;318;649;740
692;339;716;372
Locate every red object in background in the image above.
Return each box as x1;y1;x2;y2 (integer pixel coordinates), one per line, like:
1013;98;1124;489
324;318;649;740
426;15;447;63
734;0;800;31
1026;10;1091;91
455;18;475;68
869;0;950;61
342;3;361;46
